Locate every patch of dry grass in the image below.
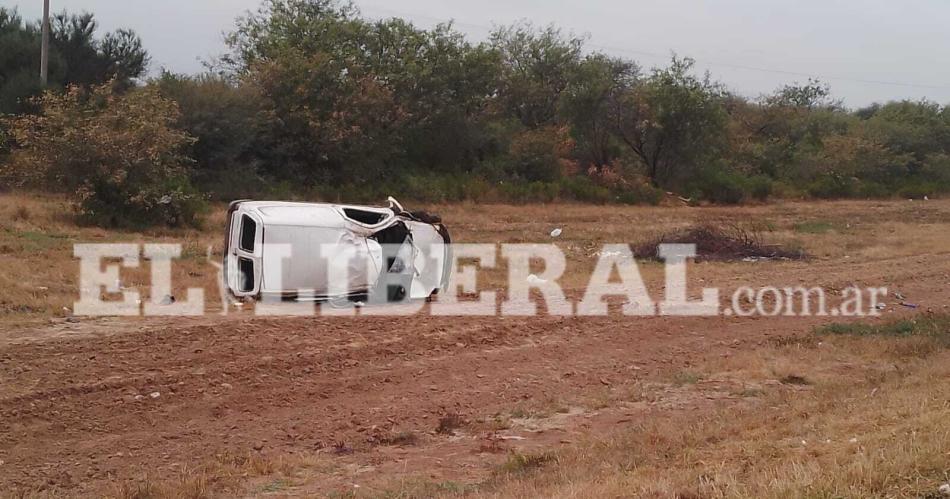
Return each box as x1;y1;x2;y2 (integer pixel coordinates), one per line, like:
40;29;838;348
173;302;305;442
457;318;950;499
0;193;225;325
5;194;950;324
103;451;330;499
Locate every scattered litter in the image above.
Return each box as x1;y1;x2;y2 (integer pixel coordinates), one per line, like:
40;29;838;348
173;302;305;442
550;228;563;238
899;302;919;309
158;295;176;306
848;437;859;444
526;274;548;285
134;395;144;401
874;303;886;310
894;292;906;300
498;435;526;441
37;286;48;291
149;392;161;399
924;195;930;201
937;483;950;496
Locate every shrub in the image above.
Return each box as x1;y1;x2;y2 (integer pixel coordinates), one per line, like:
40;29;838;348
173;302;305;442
3;82;204;227
896;181;939;200
746;175;773;201
615;182;663;205
559;176;611;204
856;181;891;199
807;173;858;199
693;168;747;204
507;126;572;182
152;72;268;199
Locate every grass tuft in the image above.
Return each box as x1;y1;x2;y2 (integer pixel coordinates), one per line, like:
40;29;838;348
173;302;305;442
497;451;558;475
816;314;950;347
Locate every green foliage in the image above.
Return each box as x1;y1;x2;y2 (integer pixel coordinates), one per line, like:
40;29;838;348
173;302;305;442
490;23;583;128
560;54;638;167
816;314;950;348
5;1;950;208
151;72;268;199
3;82;204;227
608;56;728;189
690;167;747;205
806;173;859;199
0;7;148;114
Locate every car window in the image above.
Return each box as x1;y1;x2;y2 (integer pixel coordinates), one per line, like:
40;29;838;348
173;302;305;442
238;257;254;292
239;215;256;252
343;208;388;226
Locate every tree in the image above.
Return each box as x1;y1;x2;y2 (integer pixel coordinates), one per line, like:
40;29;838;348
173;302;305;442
490;23;584;128
861;100;950;174
560;54;638;168
4;82;202;227
152;72;269;198
608;57;728;188
728;80;849;180
0;8;148;114
224;0;506;186
0;8;61;114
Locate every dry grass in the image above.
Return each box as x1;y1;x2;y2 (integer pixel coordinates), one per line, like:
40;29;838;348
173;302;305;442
4;193;950;324
116;316;950;499
5;194;950;497
0;193;225;324
446;317;950;499
103;451;331;499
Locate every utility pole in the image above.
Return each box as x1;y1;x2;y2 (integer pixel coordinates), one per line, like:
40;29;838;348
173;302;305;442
40;0;50;86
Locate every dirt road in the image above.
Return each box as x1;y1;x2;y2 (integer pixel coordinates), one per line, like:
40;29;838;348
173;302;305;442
2;242;948;495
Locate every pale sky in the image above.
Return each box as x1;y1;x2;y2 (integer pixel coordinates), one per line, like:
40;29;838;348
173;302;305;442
7;0;950;107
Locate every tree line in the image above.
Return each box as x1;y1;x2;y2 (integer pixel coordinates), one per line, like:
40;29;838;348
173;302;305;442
2;0;950;227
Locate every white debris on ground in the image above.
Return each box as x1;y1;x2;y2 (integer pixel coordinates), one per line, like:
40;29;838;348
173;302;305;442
550;228;562;238
938;483;950;497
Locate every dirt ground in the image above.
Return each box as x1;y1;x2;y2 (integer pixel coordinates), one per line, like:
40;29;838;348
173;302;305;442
1;195;949;497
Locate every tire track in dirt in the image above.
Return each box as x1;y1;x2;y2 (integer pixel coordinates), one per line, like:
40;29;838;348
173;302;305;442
1;254;948;494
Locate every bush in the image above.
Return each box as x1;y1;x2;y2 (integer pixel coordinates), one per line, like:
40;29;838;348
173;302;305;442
896;181;940;200
152;72;268;199
559;176;611;204
3;82;204;228
507;126;571;182
692;168;747;204
807;174;858;199
615;182;663;205
746;175;773;201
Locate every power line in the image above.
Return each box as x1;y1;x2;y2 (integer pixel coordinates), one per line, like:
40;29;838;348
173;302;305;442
358;3;950;92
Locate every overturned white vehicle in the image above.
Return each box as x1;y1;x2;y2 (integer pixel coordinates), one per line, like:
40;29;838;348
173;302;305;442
224;198;450;304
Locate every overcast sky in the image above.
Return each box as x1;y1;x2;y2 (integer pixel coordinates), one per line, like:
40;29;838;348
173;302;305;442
8;0;950;107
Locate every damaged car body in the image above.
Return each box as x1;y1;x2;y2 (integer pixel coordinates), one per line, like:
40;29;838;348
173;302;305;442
224;198;451;304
